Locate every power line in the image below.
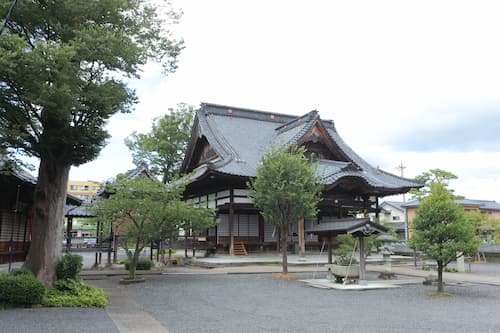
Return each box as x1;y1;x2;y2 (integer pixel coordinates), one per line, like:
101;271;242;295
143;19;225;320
0;0;18;36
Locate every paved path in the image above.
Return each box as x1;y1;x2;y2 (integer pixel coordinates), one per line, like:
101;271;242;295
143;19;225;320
88;278;171;333
368;264;500;286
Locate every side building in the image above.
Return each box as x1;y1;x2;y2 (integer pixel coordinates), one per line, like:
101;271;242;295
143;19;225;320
67;180;102;203
379;201;407;240
404;198;500;241
178;103;421;254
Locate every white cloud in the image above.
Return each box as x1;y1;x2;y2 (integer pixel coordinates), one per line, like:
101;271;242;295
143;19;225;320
69;0;500;202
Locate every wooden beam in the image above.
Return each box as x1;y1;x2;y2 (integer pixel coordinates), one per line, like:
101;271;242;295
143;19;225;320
359;236;365;281
66;217;73;252
229;189;234;255
327;236;333;264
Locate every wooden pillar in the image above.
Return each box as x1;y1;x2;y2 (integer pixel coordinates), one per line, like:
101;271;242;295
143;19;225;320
112;223;118;264
229;189;235;255
375;196;380;220
258;215;264;243
298;219;305;258
66;216;73;252
107;222;112;266
94;221;100;268
327;235;333;264
359;235;365;281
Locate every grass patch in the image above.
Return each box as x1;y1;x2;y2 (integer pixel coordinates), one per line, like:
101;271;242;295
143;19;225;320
427;292;454;298
272;273;296;280
42;284;108;308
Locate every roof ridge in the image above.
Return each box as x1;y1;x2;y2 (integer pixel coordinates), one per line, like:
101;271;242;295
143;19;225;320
275;110;318;132
201;102;296;123
202;112;240;161
287;112;321;144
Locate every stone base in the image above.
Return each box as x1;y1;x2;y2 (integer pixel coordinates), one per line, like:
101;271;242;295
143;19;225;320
378;272;396;280
119;277;146;285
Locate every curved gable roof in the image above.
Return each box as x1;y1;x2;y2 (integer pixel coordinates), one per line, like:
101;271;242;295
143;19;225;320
180;103;421;194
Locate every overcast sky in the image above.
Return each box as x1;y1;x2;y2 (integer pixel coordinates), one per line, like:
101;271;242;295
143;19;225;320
69;0;500;202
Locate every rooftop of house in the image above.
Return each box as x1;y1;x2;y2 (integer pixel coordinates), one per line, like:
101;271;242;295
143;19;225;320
380;201;406;211
402;198;500;211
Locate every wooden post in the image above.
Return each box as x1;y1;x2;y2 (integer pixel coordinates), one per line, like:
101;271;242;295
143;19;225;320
229;190;235;255
94;221;100;268
298;219;305;258
112;223;118;264
327;236;333;264
66;217;73;252
359;236;365;281
107;222;112;267
258;214;264;246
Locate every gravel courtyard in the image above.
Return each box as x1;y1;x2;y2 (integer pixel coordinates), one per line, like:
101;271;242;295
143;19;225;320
1;272;500;333
124;273;500;333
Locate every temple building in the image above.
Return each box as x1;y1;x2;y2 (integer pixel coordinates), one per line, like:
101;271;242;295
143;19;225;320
179;103;421;255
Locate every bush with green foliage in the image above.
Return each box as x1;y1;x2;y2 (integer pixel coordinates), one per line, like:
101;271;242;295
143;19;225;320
56;254;83;280
55;278;87;295
42;285;108;308
10;268;34;276
333;236;359;265
0;272;46;306
124;259;152;270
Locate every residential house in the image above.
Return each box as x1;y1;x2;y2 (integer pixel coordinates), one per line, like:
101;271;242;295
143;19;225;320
67;180;102;203
179;103;421;255
379;201;407;240
403;198;500;240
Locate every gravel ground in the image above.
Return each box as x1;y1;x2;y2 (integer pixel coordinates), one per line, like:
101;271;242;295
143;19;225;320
1;272;500;333
122;273;500;333
0;308;119;333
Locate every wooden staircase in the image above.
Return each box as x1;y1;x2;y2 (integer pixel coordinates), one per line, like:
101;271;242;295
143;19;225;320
233;241;248;256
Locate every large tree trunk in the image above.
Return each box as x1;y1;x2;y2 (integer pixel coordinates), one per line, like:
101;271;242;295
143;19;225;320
280;224;289;274
24;158;70;287
128;240;142;280
437;260;444;293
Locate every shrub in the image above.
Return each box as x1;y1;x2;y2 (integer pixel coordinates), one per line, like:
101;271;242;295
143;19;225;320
0;273;46;306
333;238;359;266
10;268;34;276
56;254;83;280
42;284;108;308
124;258;152;270
55;278;86;296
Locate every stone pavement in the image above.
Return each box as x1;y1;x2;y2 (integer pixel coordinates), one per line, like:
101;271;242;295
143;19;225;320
88;278;171;333
368;264;500;286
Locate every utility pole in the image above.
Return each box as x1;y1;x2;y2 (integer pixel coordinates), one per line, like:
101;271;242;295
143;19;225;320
396;161;412;245
396;161;407;202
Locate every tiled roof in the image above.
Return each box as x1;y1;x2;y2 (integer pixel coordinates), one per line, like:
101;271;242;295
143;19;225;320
65;204;96;217
1;165;82;205
305;218;388;235
181;103;421;193
381;201;405;211
125;163;156;180
96;163;156;197
403;198;500;211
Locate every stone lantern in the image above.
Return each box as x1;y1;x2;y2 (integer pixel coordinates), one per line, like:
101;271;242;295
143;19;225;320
376;234;398;280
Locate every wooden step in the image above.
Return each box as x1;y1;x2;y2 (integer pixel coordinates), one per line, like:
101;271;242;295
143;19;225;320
233;241;248;256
